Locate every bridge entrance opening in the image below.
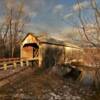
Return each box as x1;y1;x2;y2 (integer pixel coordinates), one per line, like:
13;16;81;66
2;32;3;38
22;43;39;60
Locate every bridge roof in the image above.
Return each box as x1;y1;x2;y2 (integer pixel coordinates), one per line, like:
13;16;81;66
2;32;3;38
21;33;82;50
21;33;38;43
21;33;38;46
38;35;82;50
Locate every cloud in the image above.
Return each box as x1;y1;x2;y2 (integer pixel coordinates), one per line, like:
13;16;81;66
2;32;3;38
73;1;89;11
25;22;63;34
23;0;46;13
50;27;79;42
63;1;90;20
4;0;45;17
64;13;73;20
29;12;38;17
61;27;79;34
0;17;4;24
53;4;64;14
25;6;38;18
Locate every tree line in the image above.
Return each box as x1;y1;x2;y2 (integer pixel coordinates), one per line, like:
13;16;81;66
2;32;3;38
0;1;29;58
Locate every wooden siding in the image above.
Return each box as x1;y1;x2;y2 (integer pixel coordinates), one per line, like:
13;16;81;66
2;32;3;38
21;33;38;60
21;46;33;59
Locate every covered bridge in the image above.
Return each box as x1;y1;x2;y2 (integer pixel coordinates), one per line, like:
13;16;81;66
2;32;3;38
21;33;83;67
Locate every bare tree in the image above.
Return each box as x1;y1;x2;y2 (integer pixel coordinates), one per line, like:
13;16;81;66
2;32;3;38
73;0;100;67
76;0;97;47
0;0;29;57
75;1;100;86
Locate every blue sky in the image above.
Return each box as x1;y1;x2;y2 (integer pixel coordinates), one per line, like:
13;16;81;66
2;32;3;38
23;0;76;33
0;0;100;41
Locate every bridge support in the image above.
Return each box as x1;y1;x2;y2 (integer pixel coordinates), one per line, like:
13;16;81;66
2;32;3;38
13;62;17;68
26;61;29;66
3;63;7;70
20;61;23;67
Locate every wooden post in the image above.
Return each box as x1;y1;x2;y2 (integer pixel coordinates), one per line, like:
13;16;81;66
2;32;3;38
63;46;66;63
13;62;17;68
3;63;7;70
20;61;23;67
26;60;29;66
38;60;41;67
38;45;42;67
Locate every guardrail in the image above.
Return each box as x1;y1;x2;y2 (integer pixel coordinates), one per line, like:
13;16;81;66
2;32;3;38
0;57;39;70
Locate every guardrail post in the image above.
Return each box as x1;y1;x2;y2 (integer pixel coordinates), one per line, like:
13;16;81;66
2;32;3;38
3;63;7;70
20;61;23;67
26;60;29;66
39;58;42;67
13;62;17;68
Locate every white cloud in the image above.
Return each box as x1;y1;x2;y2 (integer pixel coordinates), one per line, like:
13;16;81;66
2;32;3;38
61;24;96;35
53;4;64;14
49;27;80;41
63;1;89;20
61;27;79;34
24;0;46;13
25;21;63;34
29;12;38;17
64;13;73;20
25;23;38;33
73;1;89;11
24;4;38;19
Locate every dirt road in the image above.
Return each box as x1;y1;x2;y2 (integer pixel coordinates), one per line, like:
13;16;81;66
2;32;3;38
0;67;99;100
